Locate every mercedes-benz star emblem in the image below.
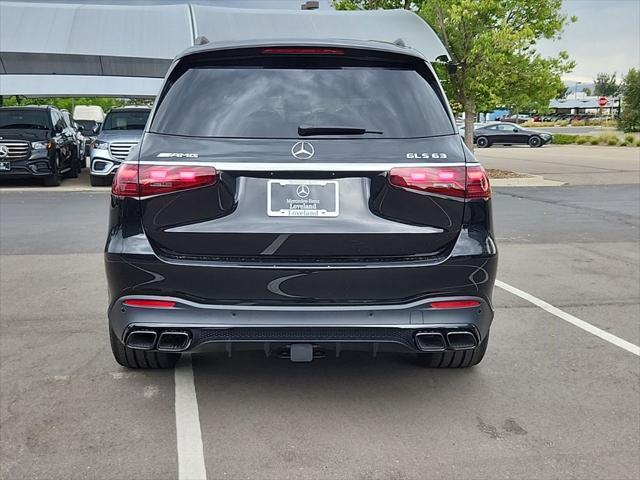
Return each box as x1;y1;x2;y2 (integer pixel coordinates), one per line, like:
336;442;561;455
0;145;9;159
291;141;315;160
296;185;310;198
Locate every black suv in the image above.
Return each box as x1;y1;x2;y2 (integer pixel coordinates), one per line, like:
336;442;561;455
0;106;81;186
105;40;497;368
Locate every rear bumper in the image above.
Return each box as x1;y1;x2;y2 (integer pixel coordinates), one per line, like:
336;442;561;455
106;223;497;353
111;295;492;354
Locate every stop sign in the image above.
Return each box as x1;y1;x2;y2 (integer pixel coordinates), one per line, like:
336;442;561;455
598;96;608;107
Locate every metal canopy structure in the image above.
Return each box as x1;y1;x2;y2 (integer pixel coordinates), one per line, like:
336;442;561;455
0;1;449;97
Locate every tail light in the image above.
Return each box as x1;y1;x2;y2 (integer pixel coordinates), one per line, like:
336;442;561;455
388;165;491;200
465;165;492;199
112;164;217;198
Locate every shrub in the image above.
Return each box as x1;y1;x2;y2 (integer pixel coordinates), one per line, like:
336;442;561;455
620;142;628;147
556;120;569;127
576;136;589;145
571;120;586;126
594;133;619;145
552;134;578;144
590;138;600;145
636;139;640;147
625;135;635;143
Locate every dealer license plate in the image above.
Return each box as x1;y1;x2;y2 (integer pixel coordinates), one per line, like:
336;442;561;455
267;180;339;217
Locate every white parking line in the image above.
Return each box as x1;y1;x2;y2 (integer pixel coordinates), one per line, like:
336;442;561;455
174;354;207;480
496;280;640;356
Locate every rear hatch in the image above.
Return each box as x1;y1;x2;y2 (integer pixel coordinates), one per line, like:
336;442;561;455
129;46;472;262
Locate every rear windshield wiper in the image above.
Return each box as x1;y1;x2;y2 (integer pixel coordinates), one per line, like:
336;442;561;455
298;125;383;136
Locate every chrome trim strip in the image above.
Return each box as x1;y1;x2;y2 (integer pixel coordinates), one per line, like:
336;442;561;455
129;161;475;171
126;322;476;330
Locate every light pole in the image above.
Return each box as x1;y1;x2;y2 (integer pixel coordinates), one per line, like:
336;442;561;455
574;81;582;99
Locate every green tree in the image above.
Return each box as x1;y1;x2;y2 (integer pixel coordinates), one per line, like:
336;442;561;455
582;87;592;96
334;0;575;148
557;85;572;99
0;96;141;113
618;68;640;132
334;0;416;10
593;72;619;97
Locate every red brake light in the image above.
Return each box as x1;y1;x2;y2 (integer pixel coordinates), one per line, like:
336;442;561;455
112;164;217;198
388;165;491;200
123;299;176;309
429;300;481;309
261;48;344;55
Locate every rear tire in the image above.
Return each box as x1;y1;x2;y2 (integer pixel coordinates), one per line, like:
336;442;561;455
476;136;490;148
414;334;489;368
90;174;110;187
109;329;180;369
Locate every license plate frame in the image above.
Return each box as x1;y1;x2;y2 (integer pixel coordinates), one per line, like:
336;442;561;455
267;180;339;217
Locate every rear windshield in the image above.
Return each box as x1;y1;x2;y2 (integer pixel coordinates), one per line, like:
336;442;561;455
102;111;149;131
150;67;454;139
75;120;99;132
0;110;50;130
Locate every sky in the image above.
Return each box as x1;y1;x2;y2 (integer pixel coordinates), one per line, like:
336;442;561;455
536;0;640;84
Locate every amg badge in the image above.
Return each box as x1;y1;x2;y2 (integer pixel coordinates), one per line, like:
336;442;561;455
157;152;199;158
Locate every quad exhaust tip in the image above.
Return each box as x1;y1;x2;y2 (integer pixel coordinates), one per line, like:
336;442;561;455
415;330;478;352
446;331;478;350
414;332;446;352
125;330;157;350
157;331;191;352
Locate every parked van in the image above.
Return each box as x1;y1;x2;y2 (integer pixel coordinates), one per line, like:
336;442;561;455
72;105;105;124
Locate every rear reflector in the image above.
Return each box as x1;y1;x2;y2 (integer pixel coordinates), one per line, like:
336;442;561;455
261;48;345;55
388;165;491;200
112;164;217;198
123;299;176;309
429;300;481;309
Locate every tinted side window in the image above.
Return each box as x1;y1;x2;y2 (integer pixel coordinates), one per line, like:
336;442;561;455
151;67;454;139
50;110;64;132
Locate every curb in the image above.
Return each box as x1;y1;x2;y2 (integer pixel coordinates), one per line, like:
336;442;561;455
0;186;110;193
489;174;566;187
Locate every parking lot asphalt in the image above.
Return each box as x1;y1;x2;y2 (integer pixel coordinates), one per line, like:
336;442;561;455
476;145;640;185
1;158;639;478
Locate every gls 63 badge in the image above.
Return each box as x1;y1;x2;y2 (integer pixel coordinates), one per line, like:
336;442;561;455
406;152;448;159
